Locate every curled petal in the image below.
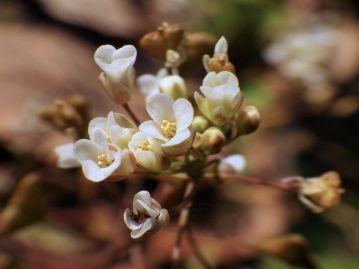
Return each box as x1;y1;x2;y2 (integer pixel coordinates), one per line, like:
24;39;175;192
124;208;141;230
130;218;157;239
54;144;81;168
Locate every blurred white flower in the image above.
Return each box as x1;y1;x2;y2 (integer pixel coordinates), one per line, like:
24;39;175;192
219;154;246;174
128;132;164;172
74;129;135;182
264;20;337;88
194;71;242;126
54;143;81;168
137;69;168;100
88;111;137;149
139;93;194;156
94;44;137;104
124;190;169;239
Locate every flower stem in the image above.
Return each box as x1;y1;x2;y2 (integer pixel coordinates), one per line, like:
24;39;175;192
186;226;215;269
122;103;140;126
171;181;195;268
211;174;299;192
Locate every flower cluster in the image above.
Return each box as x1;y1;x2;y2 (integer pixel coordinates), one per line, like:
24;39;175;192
52;23;343;240
55;32;257;184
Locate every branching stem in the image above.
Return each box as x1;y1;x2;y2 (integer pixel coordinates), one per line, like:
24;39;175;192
122;103;140;126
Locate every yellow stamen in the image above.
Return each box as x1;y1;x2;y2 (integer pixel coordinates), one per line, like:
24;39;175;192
161;120;176;139
138;141;152;151
97;153;113;168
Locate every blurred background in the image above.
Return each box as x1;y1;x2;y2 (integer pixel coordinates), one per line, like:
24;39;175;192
0;0;359;268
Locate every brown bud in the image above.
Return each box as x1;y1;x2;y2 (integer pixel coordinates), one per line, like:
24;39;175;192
300;171;344;211
236;105;261;135
257;234;318;269
206;55;236;73
140;31;167;61
202;127;226;151
55;99;83;128
140;23;184;61
159;22;184;49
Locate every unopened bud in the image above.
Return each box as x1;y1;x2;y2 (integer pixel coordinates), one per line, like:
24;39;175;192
205;55;236;73
192;116;209;133
299;171;344;212
236;105;261;135
140;23;184;62
159;75;187;99
55;100;83;128
202;127;225;151
165;49;182;69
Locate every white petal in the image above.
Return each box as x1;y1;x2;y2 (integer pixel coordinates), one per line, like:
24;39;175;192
88;117;107;140
92;129;109;156
54;144;81;168
94;45;116;70
134;199;159;218
137;74;160;99
221;154;246;174
74;139;103;162
214;36;228;56
135;150;160;172
133;191;152;208
173;99;194;132
109;126;135;149
112;45;137;64
124;208;141;230
139;120;167;141
202;72;217;88
162;129;191;148
130;218;157;239
107;111;137;129
217;71;239;88
146;93;175;124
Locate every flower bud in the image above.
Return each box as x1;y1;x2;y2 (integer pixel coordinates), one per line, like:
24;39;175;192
183;32;216;65
236;105;261;135
158;75;187;99
299;171;344;212
94;45;137;105
140;23;184;62
201;127;226;151
124;191;170;239
192;116;209;133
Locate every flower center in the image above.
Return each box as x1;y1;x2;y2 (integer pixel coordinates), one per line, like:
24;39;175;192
97;153;113;168
138;141;152;151
161;120;176;139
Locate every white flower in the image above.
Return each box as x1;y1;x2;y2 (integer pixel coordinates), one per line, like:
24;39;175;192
194;71;242;126
137;69;168;100
139;93;194;156
88;111;137;149
124;191;169;239
94;44;137;104
128;132;164;172
54;143;81;168
219;154;246;174
74;129;135;182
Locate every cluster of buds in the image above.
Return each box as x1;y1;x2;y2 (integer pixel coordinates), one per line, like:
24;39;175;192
39;95;89;137
52;23;343;239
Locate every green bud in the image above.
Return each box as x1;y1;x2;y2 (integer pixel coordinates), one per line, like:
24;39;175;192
192;116;209;133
